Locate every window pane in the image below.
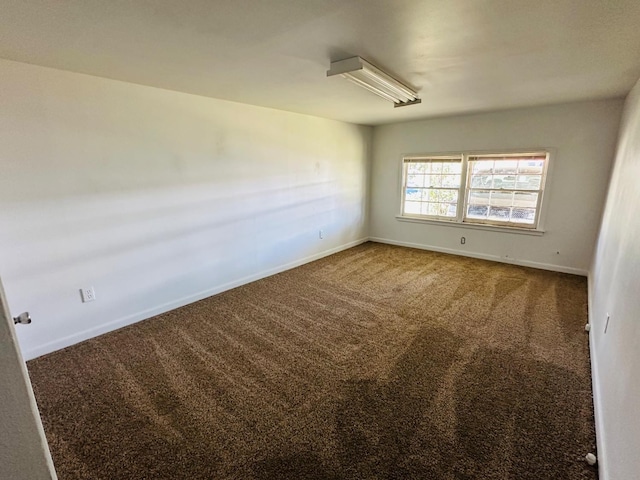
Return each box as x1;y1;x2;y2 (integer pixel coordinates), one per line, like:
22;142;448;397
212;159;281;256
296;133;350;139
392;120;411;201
492;175;516;189
517;159;544;174
437;203;450;216
425;175;442;188
494;160;518;174
439;189;459;203
515;175;541;190
405;188;422;202
430;163;443;174
470;175;491;188
428;203;441;216
443;162;462;174
407;163;428;174
469;190;490;205
473;161;494;174
426;189;440;202
511;208;536;224
442;203;456;217
404;201;421;214
490;191;513;207
407;174;424;188
513;192;538;208
467;204;488;218
442;174;461;188
488;206;510;221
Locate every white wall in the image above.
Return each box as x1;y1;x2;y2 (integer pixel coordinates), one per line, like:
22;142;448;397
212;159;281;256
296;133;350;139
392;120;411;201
370;100;623;275
0;279;56;480
589;77;640;480
0;59;371;360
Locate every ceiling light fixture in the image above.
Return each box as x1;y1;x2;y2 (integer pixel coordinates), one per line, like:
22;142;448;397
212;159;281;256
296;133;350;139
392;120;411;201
327;56;421;108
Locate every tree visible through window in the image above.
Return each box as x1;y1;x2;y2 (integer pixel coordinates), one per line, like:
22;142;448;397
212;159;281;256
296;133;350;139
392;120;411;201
401;152;549;230
403;156;462;218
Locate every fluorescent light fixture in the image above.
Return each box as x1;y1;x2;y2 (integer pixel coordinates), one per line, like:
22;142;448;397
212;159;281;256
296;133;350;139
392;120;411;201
327;56;421;107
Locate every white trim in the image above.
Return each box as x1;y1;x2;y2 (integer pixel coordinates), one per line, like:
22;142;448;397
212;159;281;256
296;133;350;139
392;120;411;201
23;237;368;360
368;236;587;276
587;274;608;480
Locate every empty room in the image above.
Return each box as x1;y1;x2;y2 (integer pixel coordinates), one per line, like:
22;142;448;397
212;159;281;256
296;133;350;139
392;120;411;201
1;1;639;479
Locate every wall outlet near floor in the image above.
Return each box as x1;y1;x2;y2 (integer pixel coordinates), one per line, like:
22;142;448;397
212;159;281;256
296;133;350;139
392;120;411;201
319;229;324;239
80;286;96;303
460;236;466;245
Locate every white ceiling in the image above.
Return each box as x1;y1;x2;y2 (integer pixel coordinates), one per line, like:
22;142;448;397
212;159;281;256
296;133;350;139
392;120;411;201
1;0;640;125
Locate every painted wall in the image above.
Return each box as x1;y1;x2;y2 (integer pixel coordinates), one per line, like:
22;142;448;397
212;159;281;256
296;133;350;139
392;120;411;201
589;77;640;480
0;279;56;479
369;100;623;275
0;59;371;360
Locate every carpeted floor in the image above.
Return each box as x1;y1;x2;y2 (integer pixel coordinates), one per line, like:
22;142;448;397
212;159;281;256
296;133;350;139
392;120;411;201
28;242;597;479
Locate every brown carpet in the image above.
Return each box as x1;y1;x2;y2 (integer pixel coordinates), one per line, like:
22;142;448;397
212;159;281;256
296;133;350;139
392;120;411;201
28;242;597;479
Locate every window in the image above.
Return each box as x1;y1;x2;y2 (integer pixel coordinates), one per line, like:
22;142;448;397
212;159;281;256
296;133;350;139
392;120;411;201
402;156;463;219
400;151;549;230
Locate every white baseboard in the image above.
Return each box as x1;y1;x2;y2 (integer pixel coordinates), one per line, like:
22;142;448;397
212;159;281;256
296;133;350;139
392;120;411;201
587;274;607;480
24;237;368;360
368;236;588;276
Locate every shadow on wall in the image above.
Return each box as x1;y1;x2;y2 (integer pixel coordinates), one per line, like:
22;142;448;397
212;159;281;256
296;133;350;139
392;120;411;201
2;179;338;282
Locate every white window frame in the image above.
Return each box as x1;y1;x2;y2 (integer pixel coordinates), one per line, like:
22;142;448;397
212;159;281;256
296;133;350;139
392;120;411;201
397;149;551;235
400;155;464;222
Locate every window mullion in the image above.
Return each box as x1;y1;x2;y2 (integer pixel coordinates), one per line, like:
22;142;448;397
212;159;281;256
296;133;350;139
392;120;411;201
458;154;469;223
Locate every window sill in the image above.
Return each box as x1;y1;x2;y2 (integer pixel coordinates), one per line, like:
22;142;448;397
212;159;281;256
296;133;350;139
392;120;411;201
395;215;545;236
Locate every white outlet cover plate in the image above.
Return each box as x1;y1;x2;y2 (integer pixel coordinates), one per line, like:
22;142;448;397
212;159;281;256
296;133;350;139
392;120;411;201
81;287;96;303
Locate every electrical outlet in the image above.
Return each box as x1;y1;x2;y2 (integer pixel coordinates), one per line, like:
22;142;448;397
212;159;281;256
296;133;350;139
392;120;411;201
319;229;324;239
81;286;96;303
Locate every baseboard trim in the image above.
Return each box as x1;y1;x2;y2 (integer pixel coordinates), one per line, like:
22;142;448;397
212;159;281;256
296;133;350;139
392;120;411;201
368;237;588;276
24;237;368;360
587;274;607;480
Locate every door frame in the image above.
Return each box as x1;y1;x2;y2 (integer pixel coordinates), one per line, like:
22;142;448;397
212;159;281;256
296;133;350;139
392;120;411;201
0;277;57;479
